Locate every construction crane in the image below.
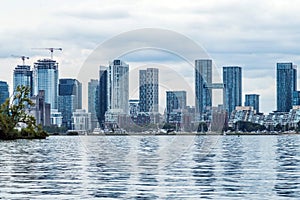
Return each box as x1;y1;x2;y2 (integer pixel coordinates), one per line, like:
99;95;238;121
32;48;62;60
11;55;30;65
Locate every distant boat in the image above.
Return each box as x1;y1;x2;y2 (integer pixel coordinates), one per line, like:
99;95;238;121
92;128;104;134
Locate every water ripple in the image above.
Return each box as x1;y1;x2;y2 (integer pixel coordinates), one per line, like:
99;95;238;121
1;135;300;199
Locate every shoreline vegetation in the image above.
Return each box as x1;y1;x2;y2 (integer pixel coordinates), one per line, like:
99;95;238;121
0;86;48;140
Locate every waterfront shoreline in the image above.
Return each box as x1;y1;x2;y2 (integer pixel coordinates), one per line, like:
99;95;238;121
49;132;300;136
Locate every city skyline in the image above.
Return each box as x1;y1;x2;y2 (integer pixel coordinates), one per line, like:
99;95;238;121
5;57;300;116
1;1;300;114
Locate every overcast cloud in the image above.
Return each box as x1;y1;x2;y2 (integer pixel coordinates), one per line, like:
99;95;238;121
1;0;300;113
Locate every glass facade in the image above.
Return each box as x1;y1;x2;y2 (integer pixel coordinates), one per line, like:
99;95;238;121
13;65;33;96
0;81;9;105
166;91;187;113
293;91;300;106
58;79;82;130
88;79;99;130
96;66;108;126
108;60;129;114
195;59;212;117
34;59;59;110
166;91;187;123
245;94;260;113
223;66;242;115
139;68;159;113
277;63;297;112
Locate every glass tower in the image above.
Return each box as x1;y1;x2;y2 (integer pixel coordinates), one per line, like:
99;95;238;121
88;79;99;130
13;65;33;96
96;66;108;127
108;60;129;114
139;68;159;113
277;63;297;112
223;66;242;115
58;79;82;129
245;94;260;113
195;59;212;118
34;59;59;110
0;81;9;105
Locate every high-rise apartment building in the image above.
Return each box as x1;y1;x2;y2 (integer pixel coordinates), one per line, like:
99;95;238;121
277;63;297;112
34;59;59;110
58;79;82;129
223;66;242;115
195;59;212;118
96;66;108;127
13;65;33;96
88;79;99;131
245;94;260;113
0;81;9;105
108;60;129;114
139;68;159;113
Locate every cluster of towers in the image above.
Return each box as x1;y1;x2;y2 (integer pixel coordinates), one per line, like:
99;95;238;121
1;53;298;132
3;57;84;130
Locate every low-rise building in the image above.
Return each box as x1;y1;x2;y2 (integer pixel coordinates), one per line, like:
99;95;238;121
72;109;91;132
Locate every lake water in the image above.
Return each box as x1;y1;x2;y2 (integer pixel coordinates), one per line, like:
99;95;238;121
1;135;300;199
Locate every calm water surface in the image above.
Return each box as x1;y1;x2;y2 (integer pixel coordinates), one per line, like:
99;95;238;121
1;135;300;199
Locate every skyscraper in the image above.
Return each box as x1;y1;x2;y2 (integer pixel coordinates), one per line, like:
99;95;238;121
139;68;159;113
108;60;129;114
88;79;99;131
13;65;33;96
58;79;82;129
96;66;108;126
0;81;9;105
34;59;59;110
245;94;260;113
277;63;297;112
223;66;242;115
195;59;212;118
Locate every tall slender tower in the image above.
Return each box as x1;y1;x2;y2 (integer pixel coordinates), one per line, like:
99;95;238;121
96;66;108;127
139;68;159;113
34;59;59;110
108;60;129;114
195;59;212;119
13;65;33;96
223;66;242;115
277;63;297;112
88;79;99;130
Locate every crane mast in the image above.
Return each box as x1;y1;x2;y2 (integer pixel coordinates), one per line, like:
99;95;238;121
11;55;29;65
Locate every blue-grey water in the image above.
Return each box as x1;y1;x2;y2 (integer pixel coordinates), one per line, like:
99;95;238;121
1;135;300;199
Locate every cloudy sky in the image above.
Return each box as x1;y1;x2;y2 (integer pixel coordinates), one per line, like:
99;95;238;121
1;0;300;113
